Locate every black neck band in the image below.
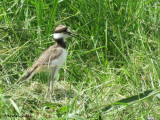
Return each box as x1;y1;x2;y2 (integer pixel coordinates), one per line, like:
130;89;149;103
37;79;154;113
55;38;66;49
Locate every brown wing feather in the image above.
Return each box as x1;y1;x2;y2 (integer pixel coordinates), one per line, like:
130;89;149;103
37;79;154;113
34;46;62;66
22;44;62;80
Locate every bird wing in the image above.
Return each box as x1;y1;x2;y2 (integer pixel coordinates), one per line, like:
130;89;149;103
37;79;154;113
22;45;62;80
34;47;63;66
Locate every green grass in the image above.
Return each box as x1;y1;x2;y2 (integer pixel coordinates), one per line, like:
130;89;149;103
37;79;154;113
0;0;160;119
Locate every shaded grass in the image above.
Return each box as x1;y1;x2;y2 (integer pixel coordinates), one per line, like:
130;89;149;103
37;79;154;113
0;0;160;119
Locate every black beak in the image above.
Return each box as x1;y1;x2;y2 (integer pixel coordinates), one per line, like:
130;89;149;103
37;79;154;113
68;30;86;40
69;32;79;38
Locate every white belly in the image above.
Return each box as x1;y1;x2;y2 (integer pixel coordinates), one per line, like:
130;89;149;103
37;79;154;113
49;48;67;71
35;48;67;74
52;49;67;66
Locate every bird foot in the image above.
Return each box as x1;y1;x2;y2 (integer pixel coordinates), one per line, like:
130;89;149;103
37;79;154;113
45;90;54;102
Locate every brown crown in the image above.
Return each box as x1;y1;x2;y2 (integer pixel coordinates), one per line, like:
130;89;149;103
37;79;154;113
54;25;67;33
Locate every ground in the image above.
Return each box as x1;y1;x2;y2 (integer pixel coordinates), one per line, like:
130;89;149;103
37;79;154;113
0;0;160;119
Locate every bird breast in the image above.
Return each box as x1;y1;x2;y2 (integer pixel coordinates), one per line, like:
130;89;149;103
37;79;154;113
32;47;67;73
51;48;67;68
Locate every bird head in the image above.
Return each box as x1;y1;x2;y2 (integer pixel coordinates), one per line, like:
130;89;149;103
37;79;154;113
53;25;72;40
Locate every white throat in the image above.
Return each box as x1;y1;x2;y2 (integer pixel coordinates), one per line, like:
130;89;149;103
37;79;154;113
53;33;69;40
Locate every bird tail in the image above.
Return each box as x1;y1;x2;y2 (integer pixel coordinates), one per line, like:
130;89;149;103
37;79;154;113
20;66;38;81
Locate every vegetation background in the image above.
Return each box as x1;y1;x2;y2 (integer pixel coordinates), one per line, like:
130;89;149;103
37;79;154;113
0;0;160;119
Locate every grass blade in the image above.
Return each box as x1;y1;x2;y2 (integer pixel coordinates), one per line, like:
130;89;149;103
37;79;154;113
9;99;21;115
102;90;159;112
35;0;43;41
46;0;58;37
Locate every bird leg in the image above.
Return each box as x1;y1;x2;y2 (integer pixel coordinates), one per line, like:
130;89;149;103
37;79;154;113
49;72;54;101
45;70;55;102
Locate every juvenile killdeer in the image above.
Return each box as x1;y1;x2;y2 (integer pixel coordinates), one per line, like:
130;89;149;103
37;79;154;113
21;25;73;101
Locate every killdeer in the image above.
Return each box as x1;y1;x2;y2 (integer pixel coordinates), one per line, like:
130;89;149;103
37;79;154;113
21;25;73;101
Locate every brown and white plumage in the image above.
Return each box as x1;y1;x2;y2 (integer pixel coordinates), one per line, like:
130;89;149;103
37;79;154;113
22;44;66;80
21;25;72;101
